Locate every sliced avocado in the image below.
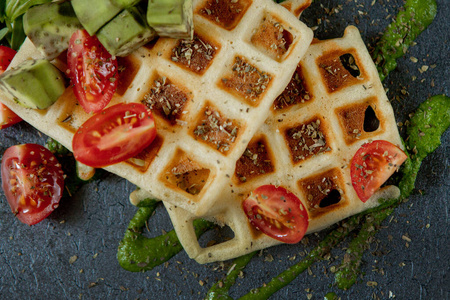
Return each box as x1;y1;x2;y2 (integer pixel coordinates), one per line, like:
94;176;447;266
0;59;66;110
71;0;122;35
111;0;142;8
147;0;193;39
23;1;83;59
96;7;156;57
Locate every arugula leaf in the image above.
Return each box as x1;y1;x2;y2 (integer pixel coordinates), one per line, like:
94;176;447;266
5;0;51;22
0;27;8;41
10;15;24;50
0;1;5;23
1;0;52;49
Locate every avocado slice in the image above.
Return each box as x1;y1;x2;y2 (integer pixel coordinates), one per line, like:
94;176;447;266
23;1;83;59
0;59;66;110
97;7;156;56
71;0;122;35
147;0;193;39
111;0;142;8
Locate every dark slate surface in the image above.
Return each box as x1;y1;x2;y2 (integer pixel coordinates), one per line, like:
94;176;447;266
0;1;448;299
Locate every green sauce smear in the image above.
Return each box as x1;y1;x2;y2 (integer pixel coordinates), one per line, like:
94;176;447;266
238;215;362;300
117;199;215;272
406;95;450;161
399;95;450;198
373;0;437;82
324;292;339;300
205;252;257;300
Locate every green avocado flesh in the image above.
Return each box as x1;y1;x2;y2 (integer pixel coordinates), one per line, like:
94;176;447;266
96;7;156;57
147;0;193;39
111;0;142;7
71;0;122;35
23;0;83;59
0;59;65;109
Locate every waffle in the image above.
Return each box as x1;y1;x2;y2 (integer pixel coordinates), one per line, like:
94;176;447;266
0;0;313;217
161;26;404;263
279;0;312;18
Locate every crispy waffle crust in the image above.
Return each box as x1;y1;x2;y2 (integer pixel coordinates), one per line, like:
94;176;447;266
0;0;313;217
162;26;403;263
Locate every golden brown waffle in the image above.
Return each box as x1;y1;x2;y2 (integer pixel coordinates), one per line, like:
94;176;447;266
0;0;313;217
161;26;404;263
279;0;312;18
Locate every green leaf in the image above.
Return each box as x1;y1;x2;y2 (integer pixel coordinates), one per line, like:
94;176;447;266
10;15;25;50
5;0;52;22
0;0;6;22
0;27;9;41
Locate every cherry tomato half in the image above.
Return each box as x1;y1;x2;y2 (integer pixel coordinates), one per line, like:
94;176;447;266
67;29;118;114
0;46;22;129
0;102;22;129
243;185;309;244
1;144;65;225
0;45;16;73
72;102;157;168
350;140;407;202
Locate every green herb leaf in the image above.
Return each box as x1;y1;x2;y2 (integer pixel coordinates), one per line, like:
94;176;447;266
0;0;6;22
5;0;51;22
10;14;24;50
0;27;9;41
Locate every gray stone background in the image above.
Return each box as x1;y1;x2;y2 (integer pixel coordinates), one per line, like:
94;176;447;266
0;0;448;299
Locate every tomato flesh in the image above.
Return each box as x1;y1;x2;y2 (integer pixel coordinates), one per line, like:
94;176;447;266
243;185;309;244
1;144;65;225
0;102;22;129
0;45;16;73
72;102;157;168
0;46;22;129
67;30;118;114
351;140;407;202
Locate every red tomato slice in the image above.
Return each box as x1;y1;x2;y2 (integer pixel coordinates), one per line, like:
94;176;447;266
0;45;16;73
1;144;65;225
350;140;407;202
67;29;118;114
0;46;22;129
72;102;157;168
0;102;22;129
243;185;309;244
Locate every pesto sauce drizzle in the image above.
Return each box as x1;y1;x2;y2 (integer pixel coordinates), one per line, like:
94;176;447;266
334;207;396;289
324;292;339;300
205;252;257;300
373;0;437;82
400;95;450;198
238;215;362;300
117;199;215;272
406;95;450;161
